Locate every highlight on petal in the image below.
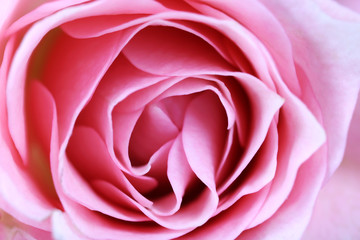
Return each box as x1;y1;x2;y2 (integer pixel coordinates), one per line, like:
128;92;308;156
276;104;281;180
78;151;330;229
0;209;52;240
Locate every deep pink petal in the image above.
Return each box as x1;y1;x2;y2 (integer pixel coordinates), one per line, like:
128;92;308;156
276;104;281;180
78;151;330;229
129;102;179;165
216;73;284;194
5;0;163;163
217;123;278;214
40;30;124;145
61;155;147;222
76;53;170;175
123;25;233;76
66;126;155;211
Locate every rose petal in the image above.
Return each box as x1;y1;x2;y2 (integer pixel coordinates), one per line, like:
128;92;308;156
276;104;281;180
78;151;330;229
61;154;148;222
249;87;326;227
0;209;52;240
6;0;91;36
6;0;162;163
165;135;197;215
259;0;360;179
59;183;192;240
334;0;360;14
129;102;179;165
7;27;124;163
216;122;278;213
76;53;170;175
301;157;360;240
302;94;360;239
344;94;360;161
240;148;327;240
65;126;155;213
52;210;90;240
40;30;125;145
216;73;284;194
123;25;233;76
178;186;270;239
154;77;236;129
182;91;227;192
0;42;53;225
187;0;300;95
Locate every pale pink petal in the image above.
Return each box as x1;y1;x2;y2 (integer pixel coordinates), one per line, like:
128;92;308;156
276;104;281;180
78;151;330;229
302;94;360;239
6;0;91;36
165;136;196;215
52;210;91;240
0;42;54;226
301;157;360;240
0;209;52;240
156;95;194;130
182;91;227;192
187;0;300;95
344;94;360;161
334;0;360;13
249;87;326;227
240;149;327;240
259;0;360;179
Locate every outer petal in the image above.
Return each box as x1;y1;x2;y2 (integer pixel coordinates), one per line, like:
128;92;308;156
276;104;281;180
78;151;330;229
0;209;52;240
344;94;360;161
52;211;91;240
334;0;360;13
259;0;360;179
302;94;360;240
0;37;53;228
301;157;360;240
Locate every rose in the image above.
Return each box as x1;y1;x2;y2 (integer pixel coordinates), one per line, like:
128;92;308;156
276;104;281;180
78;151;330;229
1;0;359;239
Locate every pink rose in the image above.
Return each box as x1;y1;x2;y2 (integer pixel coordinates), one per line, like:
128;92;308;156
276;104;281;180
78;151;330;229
1;0;359;239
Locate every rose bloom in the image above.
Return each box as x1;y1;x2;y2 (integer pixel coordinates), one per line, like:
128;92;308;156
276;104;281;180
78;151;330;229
0;0;360;239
